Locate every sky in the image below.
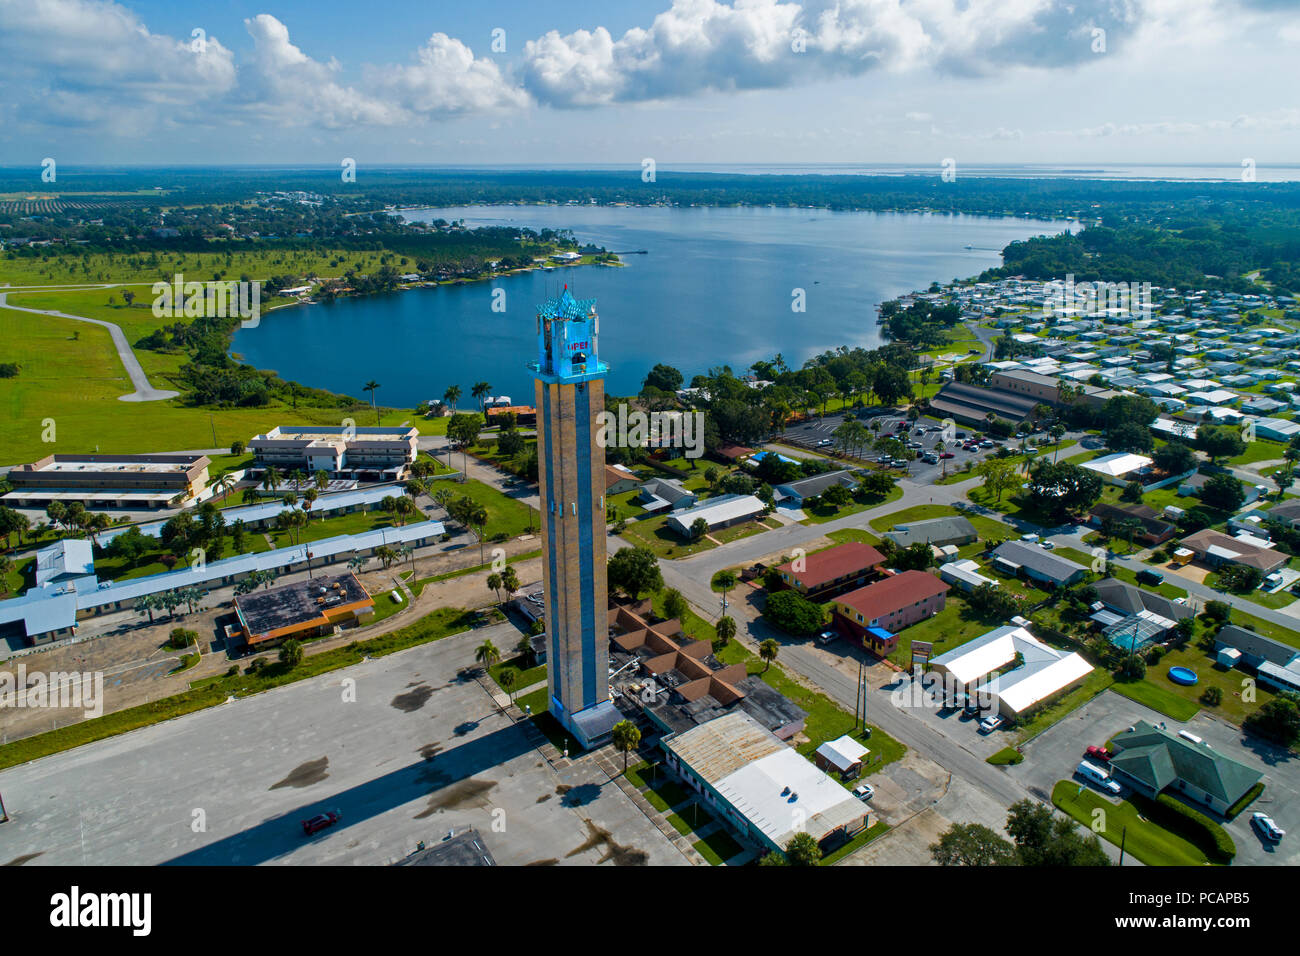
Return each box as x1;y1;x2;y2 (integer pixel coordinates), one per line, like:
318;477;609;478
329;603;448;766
0;0;1297;168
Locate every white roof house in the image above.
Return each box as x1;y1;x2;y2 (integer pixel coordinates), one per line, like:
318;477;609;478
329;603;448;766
1081;452;1153;480
939;558;997;592
814;735;870;774
929;625;1094;718
666;494;764;538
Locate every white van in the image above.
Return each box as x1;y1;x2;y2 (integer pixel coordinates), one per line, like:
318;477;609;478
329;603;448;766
1177;731;1203;745
1076;760;1122;795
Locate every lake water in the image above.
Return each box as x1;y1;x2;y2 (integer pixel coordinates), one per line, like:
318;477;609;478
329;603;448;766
229;204;1074;407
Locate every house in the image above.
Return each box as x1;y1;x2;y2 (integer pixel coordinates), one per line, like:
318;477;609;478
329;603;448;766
665;494;765;538
1261;498;1300;530
1107;721;1262;815
637;477;697;512
814;735;870;779
939;558;998;592
1179;528;1287;573
1213;625;1300;672
661;711;869;856
1087;502;1177;545
881;515;977;549
1080;452;1155;486
1177;472;1265;506
712;442;755;464
929;624;1094;720
1090;578;1192;652
604;464;641;495
831;570;951;655
773;541;885;600
991;540;1088;587
772;469;858;507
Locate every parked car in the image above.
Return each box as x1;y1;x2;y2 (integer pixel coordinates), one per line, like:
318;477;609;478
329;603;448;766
1136;569;1165;586
978;714;1004;734
1086;744;1112;763
1040;540;1056;550
816;630;838;645
962;698;982;719
1076;760;1122;795
302;811;341;836
939;452;955;460
853;783;875;801
1252;812;1286;842
922;453;939;464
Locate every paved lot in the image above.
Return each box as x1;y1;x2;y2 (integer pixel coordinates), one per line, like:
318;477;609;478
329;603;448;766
1005;689;1300;865
889;672;1012;759
0;624;686;867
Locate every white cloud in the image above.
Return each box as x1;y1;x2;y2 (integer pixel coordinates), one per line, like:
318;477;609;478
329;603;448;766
367;32;528;116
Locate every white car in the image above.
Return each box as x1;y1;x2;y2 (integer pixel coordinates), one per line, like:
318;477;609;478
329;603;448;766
853;783;875;801
816;630;838;645
1040;540;1056;550
978;715;1004;734
1252;812;1286;842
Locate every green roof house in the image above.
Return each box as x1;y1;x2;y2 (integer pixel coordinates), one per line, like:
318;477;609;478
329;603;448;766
1107;721;1261;815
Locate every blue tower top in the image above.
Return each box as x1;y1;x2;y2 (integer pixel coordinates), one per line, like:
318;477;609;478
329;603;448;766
529;287;608;384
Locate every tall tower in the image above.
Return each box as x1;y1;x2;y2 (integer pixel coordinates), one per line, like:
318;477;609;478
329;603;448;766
530;288;619;749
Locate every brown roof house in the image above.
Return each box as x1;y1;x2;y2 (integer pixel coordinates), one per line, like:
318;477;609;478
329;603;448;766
773;541;885;600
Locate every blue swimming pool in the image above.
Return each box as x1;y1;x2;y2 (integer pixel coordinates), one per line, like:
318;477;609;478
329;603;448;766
1168;666;1199;686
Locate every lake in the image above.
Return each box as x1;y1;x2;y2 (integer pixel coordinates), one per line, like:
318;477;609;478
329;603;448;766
229;204;1074;408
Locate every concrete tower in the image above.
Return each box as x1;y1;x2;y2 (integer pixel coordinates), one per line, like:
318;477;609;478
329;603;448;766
530;288;620;749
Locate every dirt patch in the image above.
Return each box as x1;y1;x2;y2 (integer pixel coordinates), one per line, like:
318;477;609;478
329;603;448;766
391;684;435;712
565;819;648;866
415;778;497;818
525;858;559;866
418;742;443;761
270;756;329;790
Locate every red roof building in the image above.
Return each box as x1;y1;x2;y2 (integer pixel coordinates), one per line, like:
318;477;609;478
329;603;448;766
774;541;885;600
831;570;950;656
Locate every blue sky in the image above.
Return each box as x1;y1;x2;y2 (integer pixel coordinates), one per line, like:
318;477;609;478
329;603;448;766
1;0;1297;168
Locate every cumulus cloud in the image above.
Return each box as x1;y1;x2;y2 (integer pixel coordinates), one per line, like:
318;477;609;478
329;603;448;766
519;0;1140;107
0;0;236;128
367;32;529;116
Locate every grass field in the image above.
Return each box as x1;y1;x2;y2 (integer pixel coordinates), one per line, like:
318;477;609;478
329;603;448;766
1110;677;1203;722
1051;780;1212;866
0;248;401;286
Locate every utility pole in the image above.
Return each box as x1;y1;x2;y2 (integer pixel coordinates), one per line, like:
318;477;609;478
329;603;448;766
1119;825;1127;866
0;790;8;823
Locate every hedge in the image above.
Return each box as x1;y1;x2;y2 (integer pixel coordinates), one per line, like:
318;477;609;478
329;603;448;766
1131;792;1236;863
1225;782;1265;821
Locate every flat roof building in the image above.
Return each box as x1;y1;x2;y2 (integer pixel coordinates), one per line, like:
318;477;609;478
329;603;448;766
3;454;211;509
249;425;418;479
233;572;374;646
662;711;869;856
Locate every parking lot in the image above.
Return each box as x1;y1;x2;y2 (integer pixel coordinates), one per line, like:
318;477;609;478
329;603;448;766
885;670;1015;759
1004;689;1300;865
779;411;1063;485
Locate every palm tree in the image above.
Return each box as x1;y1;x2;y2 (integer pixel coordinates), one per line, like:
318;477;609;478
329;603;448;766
759;638;779;672
287;469;306;493
611;719;642;773
474;638;500;673
214;473;238;502
471;381;491;414
487;571;502;603
313;469;330;491
499;667;518;704
363;379;382;425
302;488;318;520
444;384;462;413
261;465;282;494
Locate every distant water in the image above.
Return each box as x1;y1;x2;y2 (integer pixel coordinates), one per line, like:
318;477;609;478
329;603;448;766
229;204;1074;407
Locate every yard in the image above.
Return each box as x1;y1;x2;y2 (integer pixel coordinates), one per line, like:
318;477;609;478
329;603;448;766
1051;780;1215;866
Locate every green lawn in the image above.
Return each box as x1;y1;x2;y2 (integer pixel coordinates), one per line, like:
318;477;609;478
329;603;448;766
489;654;546;692
441;477;540;541
885;598;1010;669
0;299;408;462
825;528;883;546
1110;678;1203;721
1051;780;1213;866
694;830;745;865
800;485;903;524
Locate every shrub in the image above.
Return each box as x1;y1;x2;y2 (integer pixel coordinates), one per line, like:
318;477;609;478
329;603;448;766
1201;686;1223;706
247;657;268;673
1225;782;1265;821
1130;793;1235;863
